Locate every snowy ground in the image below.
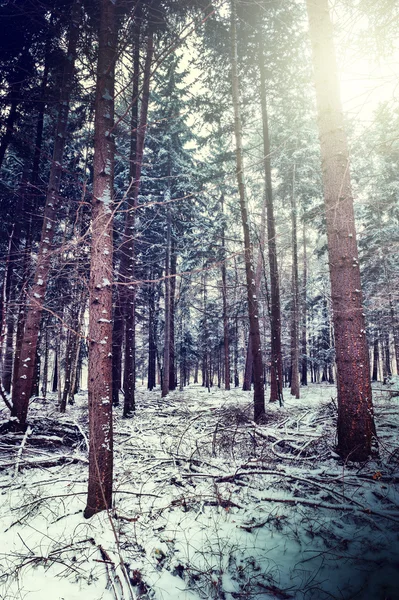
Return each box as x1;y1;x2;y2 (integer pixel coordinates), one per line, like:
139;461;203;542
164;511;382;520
0;383;399;600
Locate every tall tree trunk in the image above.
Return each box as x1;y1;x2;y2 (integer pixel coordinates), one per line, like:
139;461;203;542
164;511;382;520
84;0;116;519
169;243;177;391
306;0;376;460
301;223;308;386
231;0;265;421
257;29;283;405
11;0;81;428
147;277;157;390
372;334;379;382
220;195;230;390
243;196;267;391
290;164;300;399
122;22;153;416
162;207;172;397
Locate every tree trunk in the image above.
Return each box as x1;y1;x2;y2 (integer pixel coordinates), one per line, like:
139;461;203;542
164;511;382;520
301;223;308;386
169;243;177;391
220;196;230;390
122;23;153;416
290;163;300;399
257;29;283;405
147;277;157;390
162;206;172;398
10;0;81;428
306;0;376;460
372;335;379;382
84;0;116;519
231;0;265;421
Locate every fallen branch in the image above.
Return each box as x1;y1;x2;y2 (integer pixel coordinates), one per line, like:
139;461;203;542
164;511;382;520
14;426;31;476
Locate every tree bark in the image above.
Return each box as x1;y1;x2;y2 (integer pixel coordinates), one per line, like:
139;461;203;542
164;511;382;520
231;0;265;421
257;29;283;405
11;0;82;428
306;0;376;460
84;0;116;518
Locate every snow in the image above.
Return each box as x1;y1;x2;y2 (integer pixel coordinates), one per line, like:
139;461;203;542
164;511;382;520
0;384;398;600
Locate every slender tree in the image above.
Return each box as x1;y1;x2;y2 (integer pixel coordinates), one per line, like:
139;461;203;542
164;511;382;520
257;29;283;405
11;0;82;428
231;0;265;421
84;0;117;518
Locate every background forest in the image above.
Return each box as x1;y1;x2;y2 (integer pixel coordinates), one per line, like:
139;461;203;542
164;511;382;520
0;0;399;598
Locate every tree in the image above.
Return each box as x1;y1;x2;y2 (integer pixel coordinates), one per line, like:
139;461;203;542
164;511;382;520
306;0;377;460
230;0;265;421
84;0;117;519
10;0;82;429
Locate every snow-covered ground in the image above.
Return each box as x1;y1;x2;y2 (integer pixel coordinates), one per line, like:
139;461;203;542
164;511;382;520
0;383;398;600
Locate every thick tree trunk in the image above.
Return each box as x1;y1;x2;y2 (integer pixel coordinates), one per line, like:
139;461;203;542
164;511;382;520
84;0;116;519
257;30;283;405
306;0;376;460
290;164;300;399
11;0;81;428
231;0;264;421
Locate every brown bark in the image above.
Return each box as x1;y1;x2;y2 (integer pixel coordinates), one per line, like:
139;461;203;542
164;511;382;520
11;0;82;428
306;0;376;460
257;29;283;405
231;0;265;421
84;0;116;518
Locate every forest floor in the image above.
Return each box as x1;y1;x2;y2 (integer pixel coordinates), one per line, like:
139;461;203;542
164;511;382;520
0;382;399;600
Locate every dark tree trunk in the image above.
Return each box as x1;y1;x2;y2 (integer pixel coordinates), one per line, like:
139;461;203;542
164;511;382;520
257;29;283;405
122;22;153;416
11;0;81;428
84;0;116;519
372;335;379;382
306;0;376;460
52;349;58;393
383;333;392;383
231;1;265;420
